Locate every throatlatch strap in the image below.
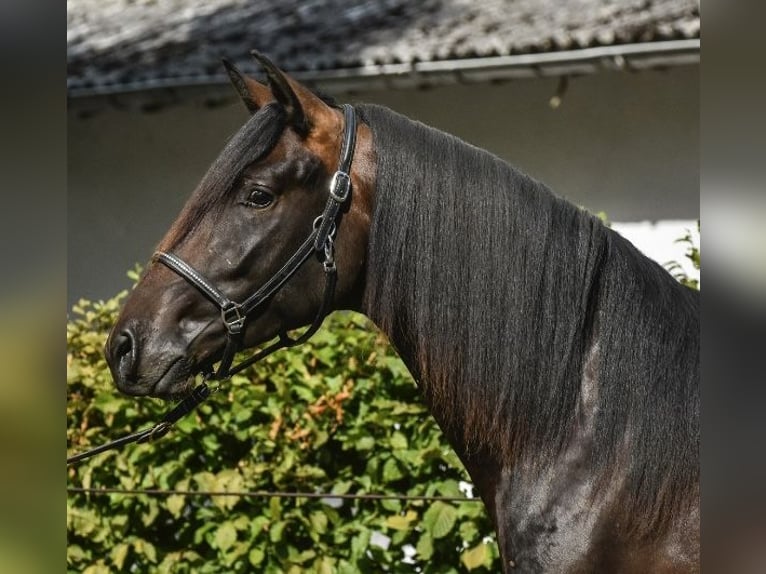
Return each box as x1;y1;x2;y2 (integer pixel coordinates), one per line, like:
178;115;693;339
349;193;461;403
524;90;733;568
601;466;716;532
239;230;319;316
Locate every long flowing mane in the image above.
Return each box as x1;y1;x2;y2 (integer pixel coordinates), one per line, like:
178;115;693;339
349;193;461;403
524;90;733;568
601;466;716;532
357;104;699;533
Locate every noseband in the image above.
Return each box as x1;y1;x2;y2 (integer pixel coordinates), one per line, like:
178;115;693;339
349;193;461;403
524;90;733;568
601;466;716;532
153;104;357;380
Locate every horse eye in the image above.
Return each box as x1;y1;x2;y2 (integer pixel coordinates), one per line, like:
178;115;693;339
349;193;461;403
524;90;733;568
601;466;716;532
244;187;274;209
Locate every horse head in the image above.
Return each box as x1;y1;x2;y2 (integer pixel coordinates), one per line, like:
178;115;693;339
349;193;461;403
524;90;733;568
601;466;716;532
105;53;373;398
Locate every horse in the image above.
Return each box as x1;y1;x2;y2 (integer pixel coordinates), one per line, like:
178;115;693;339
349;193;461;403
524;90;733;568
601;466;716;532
105;52;699;573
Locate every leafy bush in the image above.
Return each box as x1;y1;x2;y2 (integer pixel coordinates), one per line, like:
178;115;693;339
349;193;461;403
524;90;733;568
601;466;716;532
67;296;497;573
665;221;701;290
68;226;700;573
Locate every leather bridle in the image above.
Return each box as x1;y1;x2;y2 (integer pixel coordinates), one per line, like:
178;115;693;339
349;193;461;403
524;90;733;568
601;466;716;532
154;104;357;381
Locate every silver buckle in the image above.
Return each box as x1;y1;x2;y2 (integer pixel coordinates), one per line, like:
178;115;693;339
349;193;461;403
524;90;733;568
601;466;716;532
329;170;351;203
221;303;245;335
323;237;336;273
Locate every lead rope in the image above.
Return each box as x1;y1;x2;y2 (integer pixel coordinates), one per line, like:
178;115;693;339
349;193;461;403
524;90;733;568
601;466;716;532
67;375;214;465
66;249;337;465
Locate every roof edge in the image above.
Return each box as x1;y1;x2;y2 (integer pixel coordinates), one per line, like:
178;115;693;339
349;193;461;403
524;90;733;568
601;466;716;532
68;39;700;99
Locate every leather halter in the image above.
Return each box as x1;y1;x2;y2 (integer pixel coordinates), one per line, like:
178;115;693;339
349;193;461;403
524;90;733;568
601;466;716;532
67;104;357;466
154;104;357;380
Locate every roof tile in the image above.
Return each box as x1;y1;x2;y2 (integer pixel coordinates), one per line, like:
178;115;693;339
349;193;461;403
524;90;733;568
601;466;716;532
68;0;700;92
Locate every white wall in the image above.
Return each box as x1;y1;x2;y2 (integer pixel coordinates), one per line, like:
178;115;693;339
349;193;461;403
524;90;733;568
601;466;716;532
68;66;699;305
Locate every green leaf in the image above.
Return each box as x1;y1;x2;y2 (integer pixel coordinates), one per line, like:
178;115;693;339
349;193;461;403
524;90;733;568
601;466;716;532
434;479;462;497
214;521;237;551
390;432;408;449
110;543;129;569
416;531;433;560
234;407;253;423
269;520;287;543
248;548;265;567
293;549;317;564
133;539;157;563
331;480;352;495
355;436;375;451
269;496;282;520
459;520;479;542
423;501;458;539
350;530;371;562
461;543;489;570
384;510;417;531
82;562;110;574
315;556;335;574
310;510;328;534
92;392;124;415
67;544;88;563
314;429;329;447
141;498;159;527
250;516;270;540
166;494;185;518
194;522;217;545
382;458;403;483
380;497;402;512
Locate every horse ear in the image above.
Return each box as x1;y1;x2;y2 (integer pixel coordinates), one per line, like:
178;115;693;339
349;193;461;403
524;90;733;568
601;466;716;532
250;50;321;137
221;58;272;114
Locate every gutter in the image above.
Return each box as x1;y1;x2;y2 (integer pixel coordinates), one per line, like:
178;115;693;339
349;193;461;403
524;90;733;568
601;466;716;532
67;39;700;99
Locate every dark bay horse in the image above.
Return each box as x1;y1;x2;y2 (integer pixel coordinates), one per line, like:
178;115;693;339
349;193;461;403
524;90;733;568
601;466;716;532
105;53;699;573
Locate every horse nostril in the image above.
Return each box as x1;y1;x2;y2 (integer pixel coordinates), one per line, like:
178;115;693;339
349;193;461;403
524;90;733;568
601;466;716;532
110;328;137;381
115;329;133;355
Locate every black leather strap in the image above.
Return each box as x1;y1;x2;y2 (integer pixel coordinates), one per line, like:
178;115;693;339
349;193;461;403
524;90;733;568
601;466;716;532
226;265;338;377
67;382;212;465
315;104;356;250
154;252;235;310
239;229;319;316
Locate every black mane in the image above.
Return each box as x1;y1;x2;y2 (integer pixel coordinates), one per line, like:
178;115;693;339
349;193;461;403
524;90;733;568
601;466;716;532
357;104;699;533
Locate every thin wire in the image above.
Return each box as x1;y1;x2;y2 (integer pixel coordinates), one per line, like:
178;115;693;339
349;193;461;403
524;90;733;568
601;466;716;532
67;486;478;503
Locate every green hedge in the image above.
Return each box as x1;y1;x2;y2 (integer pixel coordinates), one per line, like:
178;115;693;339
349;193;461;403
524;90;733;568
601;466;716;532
67;297;498;573
67;228;699;573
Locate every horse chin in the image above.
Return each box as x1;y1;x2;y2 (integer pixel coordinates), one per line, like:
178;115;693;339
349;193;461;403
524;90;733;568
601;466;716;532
149;357;195;400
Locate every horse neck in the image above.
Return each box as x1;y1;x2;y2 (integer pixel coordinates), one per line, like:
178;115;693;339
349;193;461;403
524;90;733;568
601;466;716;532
355;105;699;544
356;105;607;468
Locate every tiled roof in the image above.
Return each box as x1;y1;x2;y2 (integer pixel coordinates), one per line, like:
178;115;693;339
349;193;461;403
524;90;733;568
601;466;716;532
68;0;700;94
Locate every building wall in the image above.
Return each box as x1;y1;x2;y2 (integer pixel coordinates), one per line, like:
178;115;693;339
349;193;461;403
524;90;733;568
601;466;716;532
68;66;699;305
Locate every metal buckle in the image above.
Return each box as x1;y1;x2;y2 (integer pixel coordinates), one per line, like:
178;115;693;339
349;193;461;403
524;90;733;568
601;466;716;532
329;170;351;203
323;237;336;273
221;303;245;335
